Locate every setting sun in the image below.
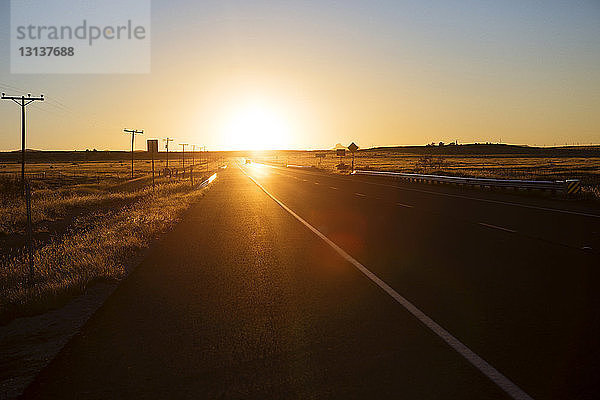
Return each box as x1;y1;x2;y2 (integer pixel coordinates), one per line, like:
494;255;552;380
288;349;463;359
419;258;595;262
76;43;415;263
219;97;294;151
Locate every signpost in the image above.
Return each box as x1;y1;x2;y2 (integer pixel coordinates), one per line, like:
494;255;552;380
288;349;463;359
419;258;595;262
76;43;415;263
336;148;345;167
315;153;326;168
180;143;188;172
163;137;174;171
147;139;158;189
348;142;359;171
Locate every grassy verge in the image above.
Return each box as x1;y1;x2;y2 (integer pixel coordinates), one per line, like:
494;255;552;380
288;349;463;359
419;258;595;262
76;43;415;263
1;178;158;235
0;178;212;324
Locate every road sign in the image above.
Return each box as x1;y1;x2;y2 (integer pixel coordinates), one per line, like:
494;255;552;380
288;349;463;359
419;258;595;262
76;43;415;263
147;139;159;153
566;180;581;194
348;142;359;153
336;149;346;157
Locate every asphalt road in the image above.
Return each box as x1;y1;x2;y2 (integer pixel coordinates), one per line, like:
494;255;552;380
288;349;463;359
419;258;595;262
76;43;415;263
22;163;600;399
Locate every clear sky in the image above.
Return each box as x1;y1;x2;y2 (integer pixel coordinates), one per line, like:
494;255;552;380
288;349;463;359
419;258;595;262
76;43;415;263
1;0;599;151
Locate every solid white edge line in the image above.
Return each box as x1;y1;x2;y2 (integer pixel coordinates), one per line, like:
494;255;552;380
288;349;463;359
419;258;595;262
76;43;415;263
479;222;517;234
239;164;534;400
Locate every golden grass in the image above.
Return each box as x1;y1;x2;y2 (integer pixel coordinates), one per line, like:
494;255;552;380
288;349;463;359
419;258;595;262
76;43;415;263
256;151;600;198
0;177;212;323
1;178;161;235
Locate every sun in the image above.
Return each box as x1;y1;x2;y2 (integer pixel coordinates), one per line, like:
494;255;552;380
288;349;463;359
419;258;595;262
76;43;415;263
220;97;294;151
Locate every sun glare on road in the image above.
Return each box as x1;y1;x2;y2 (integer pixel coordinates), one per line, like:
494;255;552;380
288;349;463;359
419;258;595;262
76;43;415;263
245;161;273;179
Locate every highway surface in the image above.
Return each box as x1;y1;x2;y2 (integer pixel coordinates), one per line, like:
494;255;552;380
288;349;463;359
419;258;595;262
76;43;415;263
22;163;600;399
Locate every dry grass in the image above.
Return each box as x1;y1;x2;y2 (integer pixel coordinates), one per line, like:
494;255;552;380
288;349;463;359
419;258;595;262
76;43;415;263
0;162;215;324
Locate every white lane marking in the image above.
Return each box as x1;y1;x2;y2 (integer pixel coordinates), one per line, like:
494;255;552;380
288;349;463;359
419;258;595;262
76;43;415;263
302;179;308;182
240;165;533;400
330;186;338;190
354;179;600;219
354;192;366;197
314;182;320;185
396;202;414;208
479;222;517;234
263;164;599;219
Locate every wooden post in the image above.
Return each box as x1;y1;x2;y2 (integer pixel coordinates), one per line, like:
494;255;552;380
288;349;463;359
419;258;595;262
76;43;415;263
25;181;34;279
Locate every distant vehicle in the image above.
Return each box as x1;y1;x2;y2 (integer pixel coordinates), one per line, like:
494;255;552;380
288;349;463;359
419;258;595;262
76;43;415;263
245;159;252;164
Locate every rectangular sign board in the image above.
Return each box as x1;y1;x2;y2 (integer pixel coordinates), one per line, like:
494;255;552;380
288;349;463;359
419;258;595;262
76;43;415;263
147;139;159;153
336;149;346;157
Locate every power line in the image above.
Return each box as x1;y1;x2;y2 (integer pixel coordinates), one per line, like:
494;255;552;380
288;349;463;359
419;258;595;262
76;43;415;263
0;82;124;138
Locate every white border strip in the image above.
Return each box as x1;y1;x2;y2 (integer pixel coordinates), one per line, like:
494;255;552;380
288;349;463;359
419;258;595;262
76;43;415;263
239;165;534;400
479;222;517;234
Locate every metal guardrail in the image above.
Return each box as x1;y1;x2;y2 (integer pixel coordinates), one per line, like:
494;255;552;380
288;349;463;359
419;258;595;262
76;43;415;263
351;170;581;194
285;164;313;169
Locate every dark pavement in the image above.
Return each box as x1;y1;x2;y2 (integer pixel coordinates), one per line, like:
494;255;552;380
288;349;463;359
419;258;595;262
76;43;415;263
22;163;600;399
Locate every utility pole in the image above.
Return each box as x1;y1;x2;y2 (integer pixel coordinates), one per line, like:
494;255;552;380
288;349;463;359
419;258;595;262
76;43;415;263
1;93;44;195
190;145;196;186
179;143;188;171
204;146;209;174
124;129;143;179
147;139;158;190
163;137;174;170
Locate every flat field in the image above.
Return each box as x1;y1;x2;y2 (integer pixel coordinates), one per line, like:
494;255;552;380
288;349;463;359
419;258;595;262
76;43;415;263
255;148;600;198
0;158;219;323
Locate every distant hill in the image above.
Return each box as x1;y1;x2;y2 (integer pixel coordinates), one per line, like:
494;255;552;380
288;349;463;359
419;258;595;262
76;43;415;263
8;149;44;153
